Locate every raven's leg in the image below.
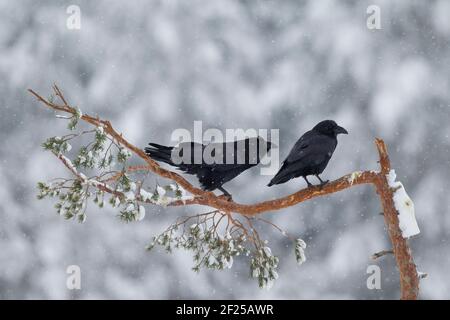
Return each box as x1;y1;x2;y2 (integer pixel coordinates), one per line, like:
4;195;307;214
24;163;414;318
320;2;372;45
218;186;232;200
303;176;313;188
315;174;329;186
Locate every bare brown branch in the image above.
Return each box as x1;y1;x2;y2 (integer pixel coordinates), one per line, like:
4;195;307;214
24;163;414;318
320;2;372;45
372;140;420;300
372;249;394;260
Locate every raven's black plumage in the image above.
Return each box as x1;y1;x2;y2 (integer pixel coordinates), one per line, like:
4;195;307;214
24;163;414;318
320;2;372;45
268;120;347;187
145;137;272;196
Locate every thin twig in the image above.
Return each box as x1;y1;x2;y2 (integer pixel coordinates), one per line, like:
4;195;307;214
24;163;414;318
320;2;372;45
371;249;394;260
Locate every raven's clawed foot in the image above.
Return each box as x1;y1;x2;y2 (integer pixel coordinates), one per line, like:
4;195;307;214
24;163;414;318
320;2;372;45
318;180;329;189
218;187;233;201
218;194;233;201
217;194;233;201
315;175;329;188
303;176;313;188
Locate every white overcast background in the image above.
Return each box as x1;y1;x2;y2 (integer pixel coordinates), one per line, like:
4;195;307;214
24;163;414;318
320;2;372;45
0;0;449;299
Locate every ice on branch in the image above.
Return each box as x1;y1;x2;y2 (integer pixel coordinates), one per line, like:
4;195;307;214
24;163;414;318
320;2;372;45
42;136;72;154
141;184;193;206
387;170;420;238
347;171;362;185
124;190;136;201
294;238;307;265
417;271;428;279
95;126;104;135
250;244;279;289
137;205;146;221
67;107;82;130
139;188;153;202
117;148;132;163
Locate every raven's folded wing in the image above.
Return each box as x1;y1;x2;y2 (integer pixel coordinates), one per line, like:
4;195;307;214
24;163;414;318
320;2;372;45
285;132;336;164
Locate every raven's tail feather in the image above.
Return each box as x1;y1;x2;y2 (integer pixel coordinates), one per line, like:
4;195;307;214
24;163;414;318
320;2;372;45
144;143;174;165
267;174;291;186
267;164;293;186
147;143;173;151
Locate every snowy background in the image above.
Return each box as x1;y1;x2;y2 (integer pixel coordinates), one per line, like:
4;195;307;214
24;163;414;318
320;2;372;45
1;0;449;299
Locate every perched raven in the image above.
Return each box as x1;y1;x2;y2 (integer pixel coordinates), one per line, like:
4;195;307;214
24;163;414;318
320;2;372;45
145;137;272;197
268;120;347;187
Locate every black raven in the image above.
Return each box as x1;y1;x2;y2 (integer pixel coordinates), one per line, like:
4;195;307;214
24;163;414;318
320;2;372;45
145;137;272;197
268;120;348;187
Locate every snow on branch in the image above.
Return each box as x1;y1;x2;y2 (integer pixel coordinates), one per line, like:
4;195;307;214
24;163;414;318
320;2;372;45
29;85;421;299
387;170;420;238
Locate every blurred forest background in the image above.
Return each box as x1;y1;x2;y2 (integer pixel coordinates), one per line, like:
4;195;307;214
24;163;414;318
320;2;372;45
0;0;449;299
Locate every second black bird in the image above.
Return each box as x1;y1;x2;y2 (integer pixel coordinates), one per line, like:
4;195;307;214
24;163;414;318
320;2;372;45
145;137;272;197
268;120;348;187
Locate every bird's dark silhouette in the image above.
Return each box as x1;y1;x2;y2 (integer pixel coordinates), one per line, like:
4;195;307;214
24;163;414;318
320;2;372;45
268;120;348;187
145;137;272;197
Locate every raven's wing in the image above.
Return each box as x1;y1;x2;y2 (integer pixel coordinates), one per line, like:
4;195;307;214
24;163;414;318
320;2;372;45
202;138;263;171
268;132;337;185
148;139;261;191
171;142;205;167
284;131;315;163
285;131;336;164
196;138;265;190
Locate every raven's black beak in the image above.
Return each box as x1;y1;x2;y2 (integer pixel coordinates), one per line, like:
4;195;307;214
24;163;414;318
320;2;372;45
335;126;348;135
